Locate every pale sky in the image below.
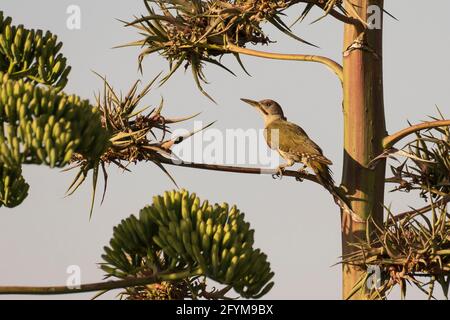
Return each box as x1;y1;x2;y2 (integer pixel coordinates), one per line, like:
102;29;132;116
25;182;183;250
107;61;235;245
0;1;449;299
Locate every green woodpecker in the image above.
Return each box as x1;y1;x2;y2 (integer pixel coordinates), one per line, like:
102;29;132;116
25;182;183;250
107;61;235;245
241;98;334;188
241;98;362;222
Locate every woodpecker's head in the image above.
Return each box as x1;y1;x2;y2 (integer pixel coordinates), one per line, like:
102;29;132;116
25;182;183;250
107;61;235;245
241;98;286;123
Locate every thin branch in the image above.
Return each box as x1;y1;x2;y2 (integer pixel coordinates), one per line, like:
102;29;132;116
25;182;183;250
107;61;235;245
226;43;344;84
157;157;364;221
383;120;450;148
0;277;160;295
388;196;450;223
303;0;363;26
0;269;201;295
326;8;361;26
156;156;320;184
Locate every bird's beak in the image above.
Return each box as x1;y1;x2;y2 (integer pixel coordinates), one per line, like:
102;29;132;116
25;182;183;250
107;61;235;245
241;98;267;115
240;98;259;108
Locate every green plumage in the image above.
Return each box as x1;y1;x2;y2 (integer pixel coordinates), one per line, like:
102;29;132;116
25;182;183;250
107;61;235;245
240;98;335;189
264;119;334;187
264;119;328;162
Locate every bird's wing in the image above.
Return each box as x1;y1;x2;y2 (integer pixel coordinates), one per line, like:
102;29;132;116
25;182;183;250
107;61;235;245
265;120;332;165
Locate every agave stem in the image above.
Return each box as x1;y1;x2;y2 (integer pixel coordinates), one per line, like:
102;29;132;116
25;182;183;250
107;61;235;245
226;43;344;84
341;0;386;299
0;268;202;295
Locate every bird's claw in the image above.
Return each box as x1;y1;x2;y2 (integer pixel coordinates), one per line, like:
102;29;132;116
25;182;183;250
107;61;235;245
272;167;284;180
296;167;308;182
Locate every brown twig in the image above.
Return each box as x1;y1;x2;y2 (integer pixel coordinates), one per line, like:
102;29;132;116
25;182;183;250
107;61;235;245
324;7;361;25
302;0;363;26
0;277;159;295
0;269;201;295
226;43;344;84
383;120;450;148
156;156;320;184
388;196;450;222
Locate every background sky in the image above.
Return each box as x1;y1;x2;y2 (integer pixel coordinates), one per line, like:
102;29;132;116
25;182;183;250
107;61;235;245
0;0;449;300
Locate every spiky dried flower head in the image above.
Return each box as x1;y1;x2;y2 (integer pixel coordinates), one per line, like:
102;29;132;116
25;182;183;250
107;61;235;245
122;0;350;100
344;111;450;299
66;74;212;216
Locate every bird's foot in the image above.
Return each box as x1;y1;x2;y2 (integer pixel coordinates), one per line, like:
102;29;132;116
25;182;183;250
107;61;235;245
272;167;285;180
295;166;308;182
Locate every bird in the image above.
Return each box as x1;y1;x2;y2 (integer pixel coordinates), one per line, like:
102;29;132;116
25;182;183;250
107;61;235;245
240;98;334;188
241;98;362;222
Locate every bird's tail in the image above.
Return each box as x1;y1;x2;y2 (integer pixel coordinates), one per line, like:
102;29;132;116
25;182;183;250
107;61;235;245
311;162;364;223
310;162;335;191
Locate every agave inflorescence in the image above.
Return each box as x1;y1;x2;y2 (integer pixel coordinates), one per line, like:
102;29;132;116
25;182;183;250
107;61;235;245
343;202;450;300
0;16;107;209
122;0;350;100
101;189;275;299
66;74;214;217
344;113;450;299
387;111;450;202
0;13;110;209
0;12;211;212
0;11;71;91
121;278;206;300
0;71;110;208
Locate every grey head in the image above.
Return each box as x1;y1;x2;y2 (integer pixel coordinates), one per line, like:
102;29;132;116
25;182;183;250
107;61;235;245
240;98;286;121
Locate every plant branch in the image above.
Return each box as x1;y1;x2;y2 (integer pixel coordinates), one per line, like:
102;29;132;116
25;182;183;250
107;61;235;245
388;196;450;223
383;120;450;148
324;8;362;26
157;157;363;222
156;156;320;184
303;0;363;26
226;43;344;84
0;269;201;295
0;277;160;295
